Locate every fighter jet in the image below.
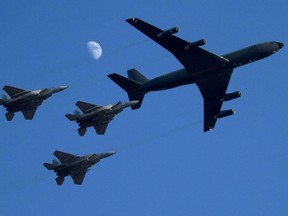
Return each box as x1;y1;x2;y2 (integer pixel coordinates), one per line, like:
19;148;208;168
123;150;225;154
0;85;68;121
108;18;284;132
65;100;138;136
44;150;115;185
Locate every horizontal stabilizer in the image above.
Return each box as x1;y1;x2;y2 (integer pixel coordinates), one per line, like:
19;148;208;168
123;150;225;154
65;113;78;121
108;73;142;92
43;163;56;170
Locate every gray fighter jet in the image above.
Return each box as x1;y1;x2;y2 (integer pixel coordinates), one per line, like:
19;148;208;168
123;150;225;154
0;85;68;121
65;100;138;136
44;150;115;185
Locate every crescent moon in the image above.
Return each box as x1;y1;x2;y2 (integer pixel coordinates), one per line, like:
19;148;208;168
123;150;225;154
87;41;102;60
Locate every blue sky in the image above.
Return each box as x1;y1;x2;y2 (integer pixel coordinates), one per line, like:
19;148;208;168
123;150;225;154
0;1;287;215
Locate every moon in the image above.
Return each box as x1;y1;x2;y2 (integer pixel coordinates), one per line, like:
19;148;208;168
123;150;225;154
87;41;102;60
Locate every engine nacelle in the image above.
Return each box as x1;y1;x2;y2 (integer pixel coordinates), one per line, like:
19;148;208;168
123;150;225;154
215;109;235;119
221;91;241;102
157;27;180;38
184;39;207;50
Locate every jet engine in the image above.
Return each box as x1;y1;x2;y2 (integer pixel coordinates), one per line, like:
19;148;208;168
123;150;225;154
157;27;179;38
215;109;235;119
184;39;207;50
221;91;241;102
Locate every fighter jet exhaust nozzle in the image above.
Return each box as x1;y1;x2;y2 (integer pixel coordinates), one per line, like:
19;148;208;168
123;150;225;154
184;39;207;50
215;109;235;119
221;91;241;102
157;27;180;38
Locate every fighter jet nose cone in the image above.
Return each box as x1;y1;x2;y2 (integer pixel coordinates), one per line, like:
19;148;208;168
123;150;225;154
277;42;284;49
55;86;68;92
131;100;139;105
106;152;116;157
60;86;69;90
100;152;116;159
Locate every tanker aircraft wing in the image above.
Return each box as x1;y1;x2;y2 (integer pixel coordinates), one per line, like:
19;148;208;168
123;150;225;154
126;18;229;74
196;69;234;131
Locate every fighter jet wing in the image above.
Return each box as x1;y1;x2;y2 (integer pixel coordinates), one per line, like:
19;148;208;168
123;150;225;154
53;151;76;163
195;69;233;131
71;172;86;185
76;101;99;113
126;18;229;74
3;85;28;98
93;123;109;135
22;108;37;120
